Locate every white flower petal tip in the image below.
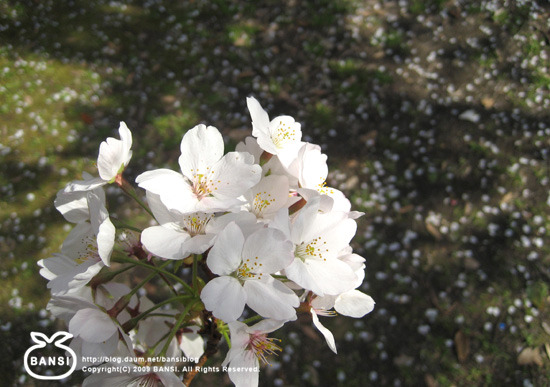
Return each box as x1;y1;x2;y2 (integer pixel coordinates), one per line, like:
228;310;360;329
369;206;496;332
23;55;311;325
97;122;133;182
335;290;375;318
246;96;302;155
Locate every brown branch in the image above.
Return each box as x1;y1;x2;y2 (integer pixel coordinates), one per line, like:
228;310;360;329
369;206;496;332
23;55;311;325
183;312;221;386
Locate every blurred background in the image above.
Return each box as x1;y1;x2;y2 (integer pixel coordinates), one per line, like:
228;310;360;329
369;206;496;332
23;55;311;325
1;0;549;385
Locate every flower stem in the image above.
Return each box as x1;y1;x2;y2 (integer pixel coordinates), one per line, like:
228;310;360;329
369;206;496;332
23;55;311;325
271;274;289;281
241;314;263;325
132;260;171;297
112;255;195;295
122;294;191;332
115;175;155;218
159;299;199;357
89;264;134;290
110;218;142;233
183;314;222;386
192;254;199;290
107;264;165;318
150;259;178;296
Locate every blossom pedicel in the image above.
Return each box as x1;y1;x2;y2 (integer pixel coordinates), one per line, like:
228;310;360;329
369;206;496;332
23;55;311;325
40;98;375;387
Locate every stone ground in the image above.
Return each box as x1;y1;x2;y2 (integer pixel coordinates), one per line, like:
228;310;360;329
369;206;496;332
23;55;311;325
1;0;549;385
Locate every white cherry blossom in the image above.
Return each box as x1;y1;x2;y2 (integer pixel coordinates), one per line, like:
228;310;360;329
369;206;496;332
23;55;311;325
271;197;357;296
246;97;303;166
309;290;375;353
136;124;261;214
64;122;133;192
242;174;294;220
288;142;352;212
47;283;136;365
39;191;115;293
223;319;285;387
97;121;133;182
200;222;298;321
38;97;374;386
54;173;106;223
141;192;258;260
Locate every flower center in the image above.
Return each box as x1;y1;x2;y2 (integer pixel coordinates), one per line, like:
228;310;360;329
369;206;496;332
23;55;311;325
252;191;275;216
313;307;337;317
182;213;213;236
236;257;264;282
75;235;100;265
271;119;298;149
247;332;282;365
190;167;220;200
294;237;328;262
317;180;334;195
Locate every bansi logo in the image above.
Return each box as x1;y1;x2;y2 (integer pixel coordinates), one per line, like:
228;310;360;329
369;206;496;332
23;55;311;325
23;331;77;380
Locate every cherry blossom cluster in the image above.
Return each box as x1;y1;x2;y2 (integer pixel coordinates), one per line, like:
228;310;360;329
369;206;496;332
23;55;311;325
39;97;375;387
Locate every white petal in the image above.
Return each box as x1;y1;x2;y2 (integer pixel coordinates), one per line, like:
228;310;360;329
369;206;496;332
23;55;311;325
157;372;186;387
246;97;270;141
296;142;328;188
47;293;95;323
87;192;108;232
40;254;103;294
339;253;366;288
39;253;76;279
60;222;94;257
200;276;246;322
97;123;133;181
178;124;224;180
242;228;294;273
136;169;197;213
296;188;335;213
183;234;216;255
335;290;375;318
302;213;355;252
69;308;117;343
284;259;324;296
244;278;298;320
225;321;250;352
255;133;279;155
311;309;337;354
79;334;119;360
179;332;205;360
290;196;321;244
245;174;290;218
268;115;302;148
269;208;292;240
64;176;106;192
96;219;115;267
323;188;351;213
235;136;263;163
274;141;304;169
141;226;191;260
207;222;244;275
304;258;356;296
118;121;132;157
311;295;336;311
209;151;262;200
207;211;259;237
146;191;179;225
247;318;285;334
55;185;105;223
226;349;260;387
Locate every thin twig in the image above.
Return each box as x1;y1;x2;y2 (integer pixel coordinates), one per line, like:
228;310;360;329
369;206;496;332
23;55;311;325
183;313;221;386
